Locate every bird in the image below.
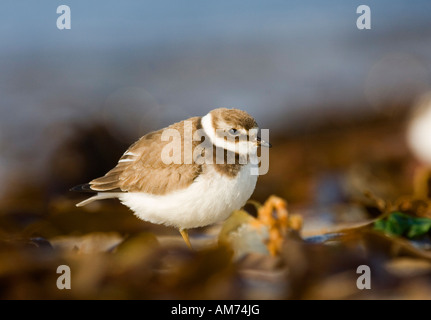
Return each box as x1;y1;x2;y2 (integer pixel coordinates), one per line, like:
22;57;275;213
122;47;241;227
71;108;271;248
407;92;431;198
407;92;431;166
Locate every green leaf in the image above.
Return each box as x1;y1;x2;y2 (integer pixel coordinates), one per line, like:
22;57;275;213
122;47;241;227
373;212;431;238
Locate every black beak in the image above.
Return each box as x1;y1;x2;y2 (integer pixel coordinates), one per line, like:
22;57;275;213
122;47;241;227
256;136;272;148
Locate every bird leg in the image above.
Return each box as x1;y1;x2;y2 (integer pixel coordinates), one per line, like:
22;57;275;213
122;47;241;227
413;166;431;199
179;229;192;249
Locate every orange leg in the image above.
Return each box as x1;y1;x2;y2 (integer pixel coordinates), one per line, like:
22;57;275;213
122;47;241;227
179;229;192;249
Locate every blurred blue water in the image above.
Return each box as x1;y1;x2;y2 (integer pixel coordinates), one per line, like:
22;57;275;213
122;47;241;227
0;0;430;188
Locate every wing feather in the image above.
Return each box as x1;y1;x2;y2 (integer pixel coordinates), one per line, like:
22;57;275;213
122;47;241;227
87;117;203;195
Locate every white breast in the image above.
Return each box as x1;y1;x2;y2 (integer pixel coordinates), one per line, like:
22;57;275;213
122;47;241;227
119;163;258;229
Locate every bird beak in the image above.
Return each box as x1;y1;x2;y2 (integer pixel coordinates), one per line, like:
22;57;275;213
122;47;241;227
256;136;272;148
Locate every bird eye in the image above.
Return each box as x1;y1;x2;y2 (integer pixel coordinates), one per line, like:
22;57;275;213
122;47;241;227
228;128;239;136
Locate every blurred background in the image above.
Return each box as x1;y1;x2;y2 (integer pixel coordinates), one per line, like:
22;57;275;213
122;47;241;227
1;0;431;299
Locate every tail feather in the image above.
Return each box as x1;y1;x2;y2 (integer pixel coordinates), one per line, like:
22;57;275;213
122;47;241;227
71;183;122;193
70;183;95;193
76;193;121;207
